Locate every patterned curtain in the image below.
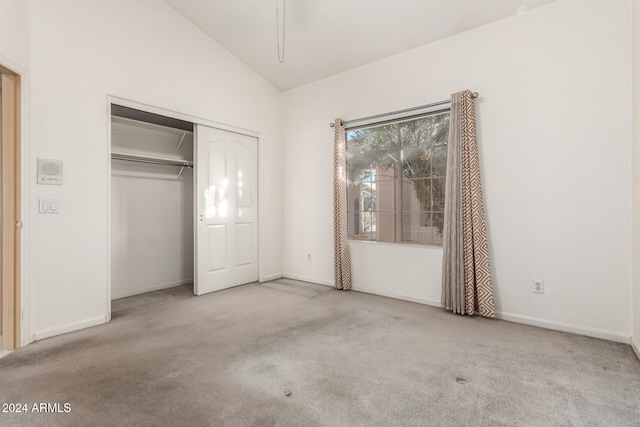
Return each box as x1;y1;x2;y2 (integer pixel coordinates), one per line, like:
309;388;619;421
441;91;495;317
333;118;352;290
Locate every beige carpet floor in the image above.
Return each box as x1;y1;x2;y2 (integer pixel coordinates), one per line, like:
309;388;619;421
0;279;638;426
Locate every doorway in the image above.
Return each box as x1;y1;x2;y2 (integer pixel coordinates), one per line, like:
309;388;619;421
1;64;22;351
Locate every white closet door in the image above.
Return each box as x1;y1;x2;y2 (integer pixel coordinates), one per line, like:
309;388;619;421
195;125;258;295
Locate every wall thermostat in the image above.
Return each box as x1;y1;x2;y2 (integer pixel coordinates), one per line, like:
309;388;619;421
37;158;63;185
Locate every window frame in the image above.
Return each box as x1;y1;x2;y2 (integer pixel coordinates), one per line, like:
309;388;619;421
345;106;450;247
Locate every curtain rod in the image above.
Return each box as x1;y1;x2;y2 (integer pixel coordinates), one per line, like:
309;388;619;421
329;92;478;128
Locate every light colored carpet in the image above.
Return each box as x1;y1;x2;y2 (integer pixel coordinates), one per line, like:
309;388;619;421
0;279;638;426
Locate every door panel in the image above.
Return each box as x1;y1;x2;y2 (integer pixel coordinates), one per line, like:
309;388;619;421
235;223;252;267
195;125;258;295
236;144;253;207
207;225;228;272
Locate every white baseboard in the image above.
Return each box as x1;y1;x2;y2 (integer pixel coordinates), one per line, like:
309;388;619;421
283;276;631;344
281;276;441;307
632;337;640;360
346;288;628;344
111;278;193;300
346;286;630;344
496;311;630;344
352;286;441;308
282;273;334;287
32;314;108;342
260;272;283;283
281;278;442;308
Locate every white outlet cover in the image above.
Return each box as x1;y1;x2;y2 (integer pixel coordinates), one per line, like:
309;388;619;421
533;280;544;294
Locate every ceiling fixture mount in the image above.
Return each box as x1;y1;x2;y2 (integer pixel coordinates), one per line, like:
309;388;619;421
276;0;286;63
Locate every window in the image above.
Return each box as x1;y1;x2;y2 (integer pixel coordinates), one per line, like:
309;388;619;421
346;110;450;245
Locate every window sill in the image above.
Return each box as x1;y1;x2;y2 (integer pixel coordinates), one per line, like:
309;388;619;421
348;239;443;250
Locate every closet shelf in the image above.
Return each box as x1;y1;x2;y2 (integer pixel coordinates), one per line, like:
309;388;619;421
112;115;193;136
111;152;194;168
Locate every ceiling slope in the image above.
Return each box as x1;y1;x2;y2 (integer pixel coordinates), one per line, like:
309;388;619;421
164;0;556;90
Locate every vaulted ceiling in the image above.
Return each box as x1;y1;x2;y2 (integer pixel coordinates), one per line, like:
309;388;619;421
164;0;556;90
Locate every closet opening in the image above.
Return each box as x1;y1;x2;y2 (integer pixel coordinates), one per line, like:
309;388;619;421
109;99;260;317
110;104;195;302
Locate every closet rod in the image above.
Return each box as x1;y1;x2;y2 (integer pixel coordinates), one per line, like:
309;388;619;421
111;152;194;168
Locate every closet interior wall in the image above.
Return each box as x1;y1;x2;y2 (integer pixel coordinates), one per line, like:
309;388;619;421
110;114;194;300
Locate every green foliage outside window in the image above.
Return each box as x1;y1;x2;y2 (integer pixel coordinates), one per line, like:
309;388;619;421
346;111;449;245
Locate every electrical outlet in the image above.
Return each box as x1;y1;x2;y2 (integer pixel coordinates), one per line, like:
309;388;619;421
307;253;312;262
533;279;544;294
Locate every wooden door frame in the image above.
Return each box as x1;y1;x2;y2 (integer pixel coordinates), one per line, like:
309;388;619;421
1;64;22;350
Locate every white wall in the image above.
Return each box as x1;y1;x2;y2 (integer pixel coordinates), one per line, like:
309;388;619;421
283;0;632;341
27;0;283;340
0;0;30;71
110;121;194;300
632;0;640;357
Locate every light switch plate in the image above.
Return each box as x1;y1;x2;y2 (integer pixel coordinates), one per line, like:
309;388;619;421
39;199;59;214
